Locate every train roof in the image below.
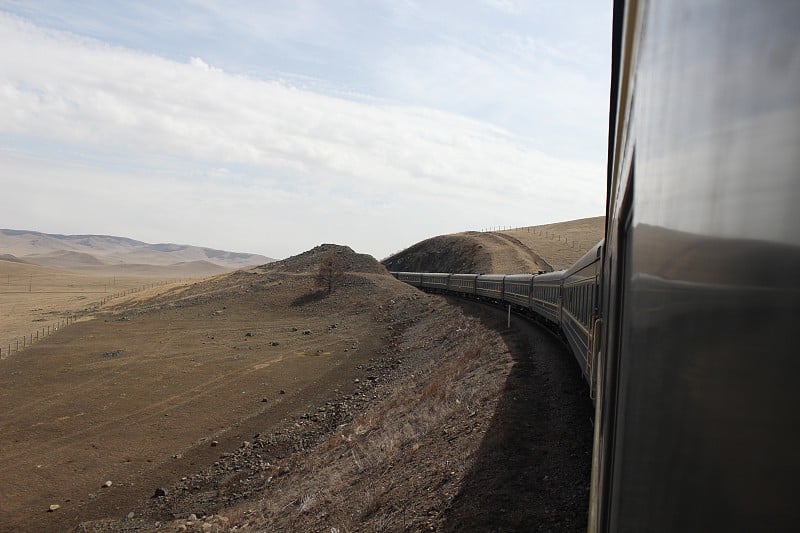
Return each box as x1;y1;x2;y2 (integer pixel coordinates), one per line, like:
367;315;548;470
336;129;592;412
533;270;566;282
476;274;506;281
504;273;536;281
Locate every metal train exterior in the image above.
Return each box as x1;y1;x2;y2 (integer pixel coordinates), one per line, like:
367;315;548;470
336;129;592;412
394;1;800;530
594;1;798;531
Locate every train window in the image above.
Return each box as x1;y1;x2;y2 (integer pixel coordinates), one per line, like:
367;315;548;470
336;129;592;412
585;285;589;324
585;285;589;323
581;285;589;324
585;286;589;323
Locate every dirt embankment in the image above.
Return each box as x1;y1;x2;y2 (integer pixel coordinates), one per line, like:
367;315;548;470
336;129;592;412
383;216;605;274
383;233;549;274
383;234;494;274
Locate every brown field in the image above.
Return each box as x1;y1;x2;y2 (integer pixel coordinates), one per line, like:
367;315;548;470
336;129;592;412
0;251;405;530
0;241;593;532
0;259;190;359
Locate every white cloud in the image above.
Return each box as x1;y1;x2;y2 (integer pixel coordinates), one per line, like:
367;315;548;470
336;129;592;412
0;13;604;258
189;56;219;72
481;0;525;15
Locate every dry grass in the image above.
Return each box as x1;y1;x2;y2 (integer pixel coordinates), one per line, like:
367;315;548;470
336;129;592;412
205;314;514;532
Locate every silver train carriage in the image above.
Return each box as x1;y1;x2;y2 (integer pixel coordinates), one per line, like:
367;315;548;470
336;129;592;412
530;269;564;325
502;274;535;308
419;273;450;292
590;1;800;531
394;272;422;287
448;273;478;296
560;243;601;389
475;274;505;301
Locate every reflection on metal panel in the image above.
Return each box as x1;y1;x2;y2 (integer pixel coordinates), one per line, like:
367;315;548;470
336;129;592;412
605;1;800;530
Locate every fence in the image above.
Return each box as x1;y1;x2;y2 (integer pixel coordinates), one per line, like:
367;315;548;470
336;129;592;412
481;225;590;253
0;279;182;360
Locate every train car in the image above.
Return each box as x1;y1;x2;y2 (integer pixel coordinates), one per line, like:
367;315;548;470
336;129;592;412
475;274;505;301
420;272;450;292
394;272;422;287
589;1;800;531
448;273;478;296
530;270;564;325
502;274;535;308
560;243;601;387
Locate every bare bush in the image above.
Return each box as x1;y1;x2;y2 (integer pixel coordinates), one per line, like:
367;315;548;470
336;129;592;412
315;250;344;294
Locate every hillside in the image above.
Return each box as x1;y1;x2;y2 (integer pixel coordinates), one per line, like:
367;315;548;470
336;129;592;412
383;216;605;274
499;216;605;270
2;243;592;532
0;229;273;272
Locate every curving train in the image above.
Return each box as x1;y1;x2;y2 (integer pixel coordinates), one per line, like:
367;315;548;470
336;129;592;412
391;240;603;395
392;1;800;531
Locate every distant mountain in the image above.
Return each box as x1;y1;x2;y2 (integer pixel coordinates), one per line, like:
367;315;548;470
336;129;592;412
0;229;274;272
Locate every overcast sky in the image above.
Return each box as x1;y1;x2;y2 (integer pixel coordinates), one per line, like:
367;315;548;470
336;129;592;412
0;1;611;259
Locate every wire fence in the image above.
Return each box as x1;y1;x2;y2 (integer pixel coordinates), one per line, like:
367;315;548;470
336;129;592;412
481;225;591;253
0;279;183;360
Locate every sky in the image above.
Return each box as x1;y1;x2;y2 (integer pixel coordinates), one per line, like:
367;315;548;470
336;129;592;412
0;1;612;260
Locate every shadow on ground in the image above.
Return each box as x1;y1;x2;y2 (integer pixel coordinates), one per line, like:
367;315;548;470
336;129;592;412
442;298;594;532
290;290;329;307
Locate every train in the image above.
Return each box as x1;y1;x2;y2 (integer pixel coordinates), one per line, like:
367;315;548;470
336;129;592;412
393;240;603;395
393;1;800;531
